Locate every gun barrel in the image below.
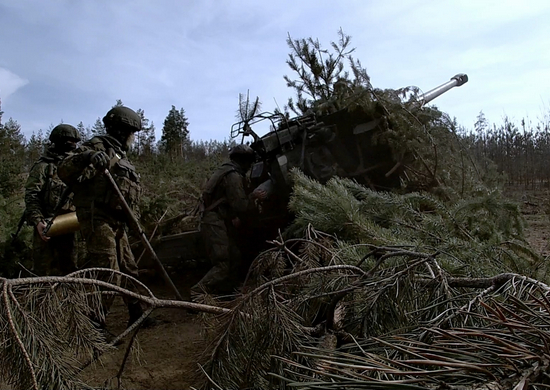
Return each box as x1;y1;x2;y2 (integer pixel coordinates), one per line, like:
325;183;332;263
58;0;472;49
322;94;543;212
418;73;468;106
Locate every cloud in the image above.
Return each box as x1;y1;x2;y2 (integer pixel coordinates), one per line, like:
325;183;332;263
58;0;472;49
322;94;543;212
1;0;549;141
0;67;29;102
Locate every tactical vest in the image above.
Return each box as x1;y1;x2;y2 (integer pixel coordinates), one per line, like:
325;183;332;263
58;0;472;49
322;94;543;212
36;157;70;217
73;136;141;215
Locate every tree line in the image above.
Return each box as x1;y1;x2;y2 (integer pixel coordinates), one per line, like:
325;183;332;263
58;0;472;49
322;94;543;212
2;28;549;249
461;111;550;189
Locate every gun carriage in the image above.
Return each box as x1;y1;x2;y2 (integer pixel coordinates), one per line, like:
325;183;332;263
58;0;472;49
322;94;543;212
154;74;468;268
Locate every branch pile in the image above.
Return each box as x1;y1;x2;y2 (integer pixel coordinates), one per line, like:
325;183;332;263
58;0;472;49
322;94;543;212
196;172;549;389
0;269;227;390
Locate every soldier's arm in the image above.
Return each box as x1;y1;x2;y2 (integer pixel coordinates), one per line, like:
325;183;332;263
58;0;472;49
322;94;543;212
58;143;101;185
24;162;48;226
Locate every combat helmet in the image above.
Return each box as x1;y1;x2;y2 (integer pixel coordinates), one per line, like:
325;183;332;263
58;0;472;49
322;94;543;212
103;106;141;134
229;144;255;158
49;124;81;143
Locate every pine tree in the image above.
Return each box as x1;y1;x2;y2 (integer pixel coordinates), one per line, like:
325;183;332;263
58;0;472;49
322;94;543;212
159;105;190;159
284;28;367;116
0;118;26;197
76;121;92;142
26;130;45;166
91;118;106;136
135;109;156;156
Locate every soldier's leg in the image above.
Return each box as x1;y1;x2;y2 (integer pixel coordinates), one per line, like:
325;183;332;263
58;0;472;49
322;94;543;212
51;233;77;275
79;217;119;321
115;227;154;327
115;227;139;279
224;233;244;292
31;230;54;276
194;262;232;293
80;219;118;270
193;215;232;294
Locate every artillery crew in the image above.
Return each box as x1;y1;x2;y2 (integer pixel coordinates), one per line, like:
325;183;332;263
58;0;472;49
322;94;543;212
192;144;267;295
58;106;150;328
24;124;80;276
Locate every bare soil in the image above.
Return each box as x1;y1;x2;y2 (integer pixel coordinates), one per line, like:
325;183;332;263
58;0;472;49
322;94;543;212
504;186;550;258
79;272;208;390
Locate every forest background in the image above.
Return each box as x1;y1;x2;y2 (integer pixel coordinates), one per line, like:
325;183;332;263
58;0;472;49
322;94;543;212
4;31;550;390
1;30;550;275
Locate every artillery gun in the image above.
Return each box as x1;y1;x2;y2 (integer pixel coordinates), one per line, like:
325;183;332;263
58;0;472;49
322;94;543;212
231;74;468;231
153;74;468;268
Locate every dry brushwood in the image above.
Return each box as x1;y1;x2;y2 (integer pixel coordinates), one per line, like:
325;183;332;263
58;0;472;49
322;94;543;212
274;276;550;389
196;225;550;390
0;269;229;390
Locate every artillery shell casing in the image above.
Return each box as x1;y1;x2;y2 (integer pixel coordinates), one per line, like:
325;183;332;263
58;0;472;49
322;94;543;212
45;212;80;237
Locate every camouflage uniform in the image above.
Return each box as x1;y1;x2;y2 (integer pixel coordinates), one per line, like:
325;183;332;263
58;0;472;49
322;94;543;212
194;157;257;294
58;106;146;327
25;145;77;276
58;134;141;305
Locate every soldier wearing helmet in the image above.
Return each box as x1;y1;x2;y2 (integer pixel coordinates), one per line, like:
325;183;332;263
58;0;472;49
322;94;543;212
24;123;81;275
58;105;153;329
191;143;267;295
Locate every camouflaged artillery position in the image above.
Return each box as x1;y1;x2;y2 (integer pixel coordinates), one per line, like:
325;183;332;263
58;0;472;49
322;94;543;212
153;73;469;269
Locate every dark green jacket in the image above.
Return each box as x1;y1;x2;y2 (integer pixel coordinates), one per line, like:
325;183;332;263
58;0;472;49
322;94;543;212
24;146;72;226
202;161;252;221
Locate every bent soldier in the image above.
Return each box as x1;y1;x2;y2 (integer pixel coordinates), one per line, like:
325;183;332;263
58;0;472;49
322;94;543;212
192;144;266;295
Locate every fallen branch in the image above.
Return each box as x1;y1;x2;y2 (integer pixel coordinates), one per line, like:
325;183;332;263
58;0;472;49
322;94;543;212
3;274;230;315
418;273;550;291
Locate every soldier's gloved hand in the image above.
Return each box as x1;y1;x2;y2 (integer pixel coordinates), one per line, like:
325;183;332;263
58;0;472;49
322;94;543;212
36;221;50;242
90;151;110;170
232;217;242;228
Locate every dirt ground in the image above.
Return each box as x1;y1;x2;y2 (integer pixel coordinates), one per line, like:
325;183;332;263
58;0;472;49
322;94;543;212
79;271;209;390
505;186;550;258
5;186;548;390
76;187;550;390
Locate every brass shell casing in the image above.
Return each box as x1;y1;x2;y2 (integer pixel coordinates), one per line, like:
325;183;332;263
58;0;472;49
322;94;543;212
45;212;80;237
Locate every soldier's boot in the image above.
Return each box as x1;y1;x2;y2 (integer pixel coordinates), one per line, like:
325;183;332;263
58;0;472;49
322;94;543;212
127;301;158;329
191;262;232;297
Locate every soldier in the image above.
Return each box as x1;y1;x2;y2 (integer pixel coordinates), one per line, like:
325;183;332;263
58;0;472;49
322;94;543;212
58;106;151;328
192;144;267;295
25;124;80;276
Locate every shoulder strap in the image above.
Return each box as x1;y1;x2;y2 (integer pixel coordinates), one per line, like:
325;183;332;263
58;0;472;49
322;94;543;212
46;162;55;179
40;161;57;196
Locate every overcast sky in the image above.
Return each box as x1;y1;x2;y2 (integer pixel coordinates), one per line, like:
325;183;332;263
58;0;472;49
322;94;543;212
1;0;549;142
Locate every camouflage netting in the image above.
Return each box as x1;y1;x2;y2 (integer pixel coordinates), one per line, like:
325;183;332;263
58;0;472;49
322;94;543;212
301;81;498;199
278;30;492;199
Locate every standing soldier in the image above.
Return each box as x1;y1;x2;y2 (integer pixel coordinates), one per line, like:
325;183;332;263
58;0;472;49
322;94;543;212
25;124;80;276
192;144;266;295
58;106;151;328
